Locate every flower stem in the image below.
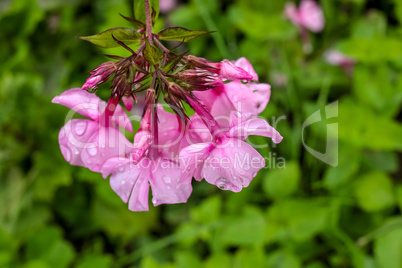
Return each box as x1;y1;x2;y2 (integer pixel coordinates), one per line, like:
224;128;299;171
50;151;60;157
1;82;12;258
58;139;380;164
144;0;153;45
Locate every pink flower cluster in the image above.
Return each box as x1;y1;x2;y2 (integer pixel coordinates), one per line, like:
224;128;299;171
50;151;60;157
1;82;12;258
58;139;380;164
53;58;282;211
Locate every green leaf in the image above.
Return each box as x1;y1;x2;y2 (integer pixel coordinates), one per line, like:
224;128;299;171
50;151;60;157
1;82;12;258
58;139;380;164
134;0;160;25
228;7;297;41
143;39;159;66
262;161;300;199
354;171;395;212
158;27;213;42
266;251;301;268
218;207;265;246
329;99;402;150
336;38;402;63
267;199;328;242
78;27;142;48
119;13;145;28
374;226;402;268
76;255;113;268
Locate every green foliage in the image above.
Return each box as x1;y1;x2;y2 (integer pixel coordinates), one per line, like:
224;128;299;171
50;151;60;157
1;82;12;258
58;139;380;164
157;27;213;42
1;0;402;267
78;27;143;49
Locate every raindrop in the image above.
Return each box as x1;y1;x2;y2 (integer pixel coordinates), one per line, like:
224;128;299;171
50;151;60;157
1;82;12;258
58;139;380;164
243;165;250;171
216;177;228;189
88;147;98;156
162;175;171;184
73;148;80;155
252;172;257;177
75;121;87;136
234;111;241;118
121;180;126;185
152;198;157;205
119;166;125;172
232;95;239;102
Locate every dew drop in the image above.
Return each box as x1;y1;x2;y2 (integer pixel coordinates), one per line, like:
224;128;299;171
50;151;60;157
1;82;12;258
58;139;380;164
252;172;257;177
162;175;171;184
73;148;80;155
234;111;241;118
75;121;87;136
232;95;239;102
216;177;228;190
88;147;98;156
243;165;250;171
121;180;126;185
152;198;157;205
119;166;125;172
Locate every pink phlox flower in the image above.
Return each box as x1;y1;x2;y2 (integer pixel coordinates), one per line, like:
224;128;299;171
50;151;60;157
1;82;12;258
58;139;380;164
180;111;282;192
52;88;133;172
285;0;325;32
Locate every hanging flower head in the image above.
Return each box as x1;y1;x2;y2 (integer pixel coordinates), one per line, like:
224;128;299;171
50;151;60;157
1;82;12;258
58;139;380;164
53;0;283;211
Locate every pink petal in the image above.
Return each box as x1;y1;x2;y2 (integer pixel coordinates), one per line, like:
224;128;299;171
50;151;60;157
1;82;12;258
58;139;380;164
128;169;150;212
52;88;101;121
219;60;253;81
101;158;139;202
229;115;283;144
157;106;188;154
179;142;213;181
202;138;265;192
111;102;133;132
81;126;133;172
299;0;325;32
122;96;134;111
234;57;259;81
58;119;99;167
149;158;193;206
223;81;271;116
132;130;152;163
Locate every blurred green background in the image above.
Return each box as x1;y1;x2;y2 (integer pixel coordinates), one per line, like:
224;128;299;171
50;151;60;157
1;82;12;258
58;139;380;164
1;0;402;267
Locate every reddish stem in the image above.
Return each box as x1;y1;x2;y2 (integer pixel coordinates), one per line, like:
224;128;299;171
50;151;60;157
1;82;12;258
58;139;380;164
144;0;153;45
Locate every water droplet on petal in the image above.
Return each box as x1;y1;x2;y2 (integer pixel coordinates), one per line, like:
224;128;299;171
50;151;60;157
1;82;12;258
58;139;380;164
252;172;257;177
88;147;98;156
152;198;157;205
244;165;250;171
234;111;241;118
216;177;228;190
232;95;239;102
75;121;87;136
73;148;80;155
119;166;125;172
61;145;72;162
122;180;126;185
162;175;171;184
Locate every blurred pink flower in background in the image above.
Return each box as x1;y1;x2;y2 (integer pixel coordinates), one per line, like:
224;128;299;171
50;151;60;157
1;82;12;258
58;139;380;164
159;0;177;13
285;0;325;32
324;50;356;74
285;0;325;53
